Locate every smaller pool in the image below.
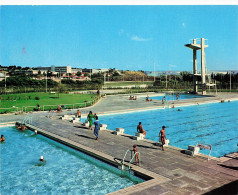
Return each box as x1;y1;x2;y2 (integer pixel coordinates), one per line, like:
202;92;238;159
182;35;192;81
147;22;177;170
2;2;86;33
0;126;144;194
144;94;204;101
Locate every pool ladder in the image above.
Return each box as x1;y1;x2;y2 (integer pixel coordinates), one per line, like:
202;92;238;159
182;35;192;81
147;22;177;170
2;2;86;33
22;116;33;125
121;149;141;172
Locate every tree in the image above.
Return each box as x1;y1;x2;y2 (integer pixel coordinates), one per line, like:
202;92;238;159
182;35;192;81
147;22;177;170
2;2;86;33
76;71;82;76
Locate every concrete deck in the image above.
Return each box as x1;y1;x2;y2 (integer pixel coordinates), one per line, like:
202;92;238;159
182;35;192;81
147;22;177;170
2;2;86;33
1;92;238;195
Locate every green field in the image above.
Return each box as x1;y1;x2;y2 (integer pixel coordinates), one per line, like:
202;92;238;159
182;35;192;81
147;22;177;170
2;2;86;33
0;92;98;113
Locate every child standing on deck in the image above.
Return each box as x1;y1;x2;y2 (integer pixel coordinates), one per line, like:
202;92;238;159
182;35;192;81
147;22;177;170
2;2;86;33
133;144;139;165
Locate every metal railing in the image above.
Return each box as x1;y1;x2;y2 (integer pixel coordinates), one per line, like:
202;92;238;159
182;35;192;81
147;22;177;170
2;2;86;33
0;107;19;113
122;149;141;170
22;116;32;124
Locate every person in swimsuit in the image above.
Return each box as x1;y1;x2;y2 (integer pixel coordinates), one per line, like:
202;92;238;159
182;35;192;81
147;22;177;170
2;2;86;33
21;125;27;131
137;122;146;136
39;156;46;163
0;135;5;142
76;110;81;118
87;111;94;130
176;93;179;100
162;96;165;104
133;144;139;165
159;126;166;151
57;105;62;112
16;123;22;130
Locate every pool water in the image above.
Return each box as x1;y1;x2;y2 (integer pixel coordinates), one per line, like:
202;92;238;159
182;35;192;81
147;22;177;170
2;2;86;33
98;101;238;158
0;127;143;194
145;94;204;101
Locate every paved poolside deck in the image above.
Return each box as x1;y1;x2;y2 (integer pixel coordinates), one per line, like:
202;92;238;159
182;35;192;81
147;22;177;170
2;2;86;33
1;92;238;194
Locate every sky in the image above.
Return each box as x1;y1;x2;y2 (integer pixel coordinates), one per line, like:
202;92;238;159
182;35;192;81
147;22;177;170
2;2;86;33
0;5;238;71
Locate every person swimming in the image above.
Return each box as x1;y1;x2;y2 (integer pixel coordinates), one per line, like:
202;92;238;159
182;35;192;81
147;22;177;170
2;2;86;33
39;156;46;163
0;135;5;142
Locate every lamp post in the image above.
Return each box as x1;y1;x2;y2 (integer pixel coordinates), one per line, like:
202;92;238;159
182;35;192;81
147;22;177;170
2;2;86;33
153;62;155;82
5;72;7;95
46;73;48;93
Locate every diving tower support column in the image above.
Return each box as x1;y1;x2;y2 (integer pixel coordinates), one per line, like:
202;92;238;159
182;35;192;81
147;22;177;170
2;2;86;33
201;38;206;95
193;39;198;93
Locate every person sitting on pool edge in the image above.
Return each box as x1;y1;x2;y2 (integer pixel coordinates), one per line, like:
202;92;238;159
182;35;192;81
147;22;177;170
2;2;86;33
137;122;146;137
133;144;139;165
146;95;152;102
0;135;5;142
159;126;166;151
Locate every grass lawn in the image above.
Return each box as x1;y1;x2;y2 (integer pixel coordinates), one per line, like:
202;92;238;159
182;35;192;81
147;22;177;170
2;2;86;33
0;92;98;113
104;81;154;87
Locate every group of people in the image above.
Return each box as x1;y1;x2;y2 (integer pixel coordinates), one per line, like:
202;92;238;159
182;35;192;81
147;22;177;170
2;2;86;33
16;123;27;131
129;96;137;100
136;122;167;151
132;125;167;165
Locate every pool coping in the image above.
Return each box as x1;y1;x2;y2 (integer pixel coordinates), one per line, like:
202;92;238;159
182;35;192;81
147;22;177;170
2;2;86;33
1;122;171;195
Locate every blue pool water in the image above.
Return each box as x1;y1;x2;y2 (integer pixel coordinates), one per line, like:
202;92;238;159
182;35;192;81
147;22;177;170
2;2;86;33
98;101;238;158
145;94;204;101
0;127;143;194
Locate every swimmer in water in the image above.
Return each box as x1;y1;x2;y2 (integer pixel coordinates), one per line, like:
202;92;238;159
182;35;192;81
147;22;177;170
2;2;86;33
0;135;5;142
39;156;46;163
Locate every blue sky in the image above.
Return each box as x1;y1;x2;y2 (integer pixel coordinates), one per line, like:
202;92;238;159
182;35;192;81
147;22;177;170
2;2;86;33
0;6;238;71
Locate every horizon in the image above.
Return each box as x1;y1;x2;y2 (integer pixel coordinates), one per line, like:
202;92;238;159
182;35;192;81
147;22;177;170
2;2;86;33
1;6;238;72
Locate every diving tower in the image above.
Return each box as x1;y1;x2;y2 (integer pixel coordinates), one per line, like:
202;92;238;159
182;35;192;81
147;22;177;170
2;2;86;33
185;38;214;95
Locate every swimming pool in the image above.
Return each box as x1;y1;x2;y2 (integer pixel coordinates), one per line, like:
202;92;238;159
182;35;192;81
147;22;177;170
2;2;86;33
98;101;238;158
144;94;204;101
0;126;143;194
